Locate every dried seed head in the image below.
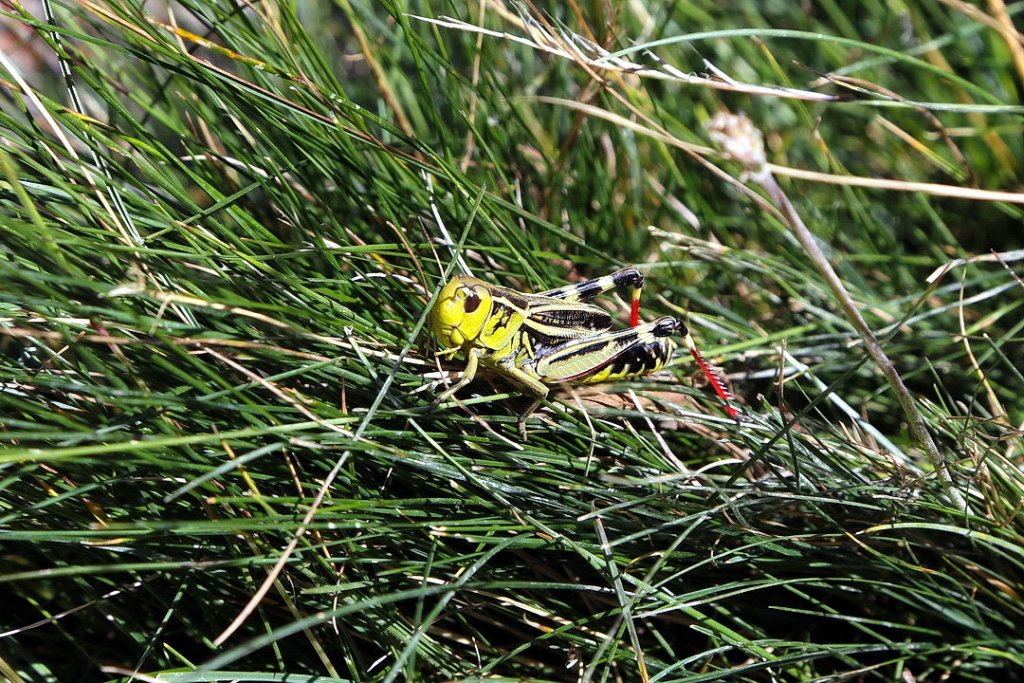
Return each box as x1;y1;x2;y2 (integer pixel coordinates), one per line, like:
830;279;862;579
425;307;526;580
706;111;767;179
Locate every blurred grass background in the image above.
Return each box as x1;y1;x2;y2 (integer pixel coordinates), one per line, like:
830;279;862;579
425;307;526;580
1;1;1023;681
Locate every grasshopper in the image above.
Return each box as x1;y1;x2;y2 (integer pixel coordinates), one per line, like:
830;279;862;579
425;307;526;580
428;267;738;435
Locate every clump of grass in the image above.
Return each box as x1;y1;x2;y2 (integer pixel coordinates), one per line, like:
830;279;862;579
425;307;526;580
1;1;1022;681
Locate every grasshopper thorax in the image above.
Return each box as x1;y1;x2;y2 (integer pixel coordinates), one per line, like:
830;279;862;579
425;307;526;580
430;275;494;348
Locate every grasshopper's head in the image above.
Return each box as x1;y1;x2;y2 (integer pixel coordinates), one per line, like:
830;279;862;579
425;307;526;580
429;275;493;348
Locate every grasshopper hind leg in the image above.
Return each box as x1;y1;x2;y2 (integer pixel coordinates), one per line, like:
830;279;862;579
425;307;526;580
539;267;646;327
539;267;643;303
507;316;682;436
530;316;682;385
589;318;680;381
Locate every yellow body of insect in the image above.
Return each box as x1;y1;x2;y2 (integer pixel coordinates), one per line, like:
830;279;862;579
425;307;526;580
429;267;721;434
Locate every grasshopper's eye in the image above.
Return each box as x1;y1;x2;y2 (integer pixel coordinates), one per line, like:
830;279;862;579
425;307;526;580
463;290;481;313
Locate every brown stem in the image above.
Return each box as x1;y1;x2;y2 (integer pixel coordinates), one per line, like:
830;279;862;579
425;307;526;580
757;170;967;511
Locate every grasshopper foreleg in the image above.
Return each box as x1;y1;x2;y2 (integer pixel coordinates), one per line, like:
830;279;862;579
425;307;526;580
496;365;551;439
431;347;482;410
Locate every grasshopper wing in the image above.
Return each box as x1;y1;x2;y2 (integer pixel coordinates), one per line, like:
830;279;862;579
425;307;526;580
520;300;614;348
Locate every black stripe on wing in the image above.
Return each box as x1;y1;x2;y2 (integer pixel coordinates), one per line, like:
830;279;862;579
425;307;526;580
520;306;613;348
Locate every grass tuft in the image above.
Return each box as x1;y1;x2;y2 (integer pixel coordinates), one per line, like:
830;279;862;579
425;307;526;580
1;1;1022;681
